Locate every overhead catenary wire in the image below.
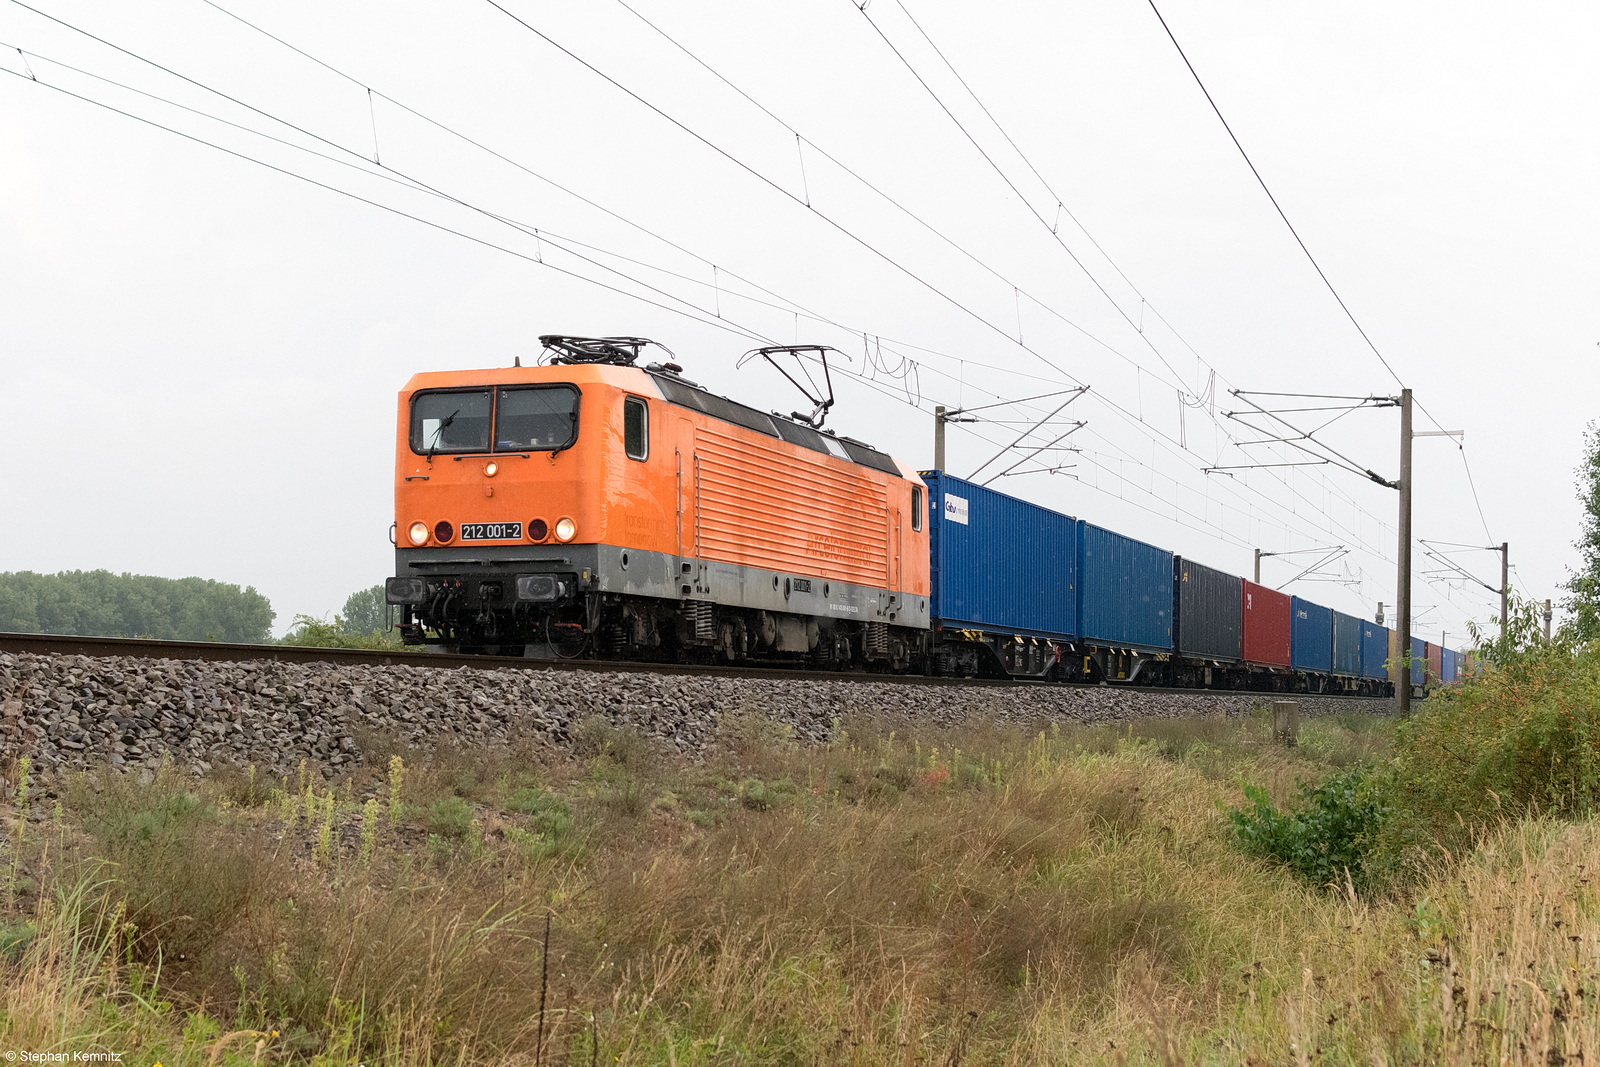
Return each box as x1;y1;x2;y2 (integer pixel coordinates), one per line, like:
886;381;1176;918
0;25;1086;476
849;0;1190;388
0;63;774;346
603;0;1195;396
838;0;1409;563
1140;0;1403;391
845;0;1285;466
522;0;1344;561
1141;0;1504;558
0;26;815;348
0;10;827;348
474;0;1115;401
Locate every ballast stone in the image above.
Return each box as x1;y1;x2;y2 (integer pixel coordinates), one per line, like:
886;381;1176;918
0;651;1381;777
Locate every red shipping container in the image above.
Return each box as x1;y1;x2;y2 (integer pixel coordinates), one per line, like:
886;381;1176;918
1241;580;1291;666
1426;641;1442;684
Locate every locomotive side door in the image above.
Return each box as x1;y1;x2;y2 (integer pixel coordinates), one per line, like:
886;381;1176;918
675;417;699;561
674;418;689;558
890;504;902;591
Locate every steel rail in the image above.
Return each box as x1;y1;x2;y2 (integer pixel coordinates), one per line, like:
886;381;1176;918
0;631;1005;687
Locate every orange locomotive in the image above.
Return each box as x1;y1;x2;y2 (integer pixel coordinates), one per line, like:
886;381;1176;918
385;337;931;668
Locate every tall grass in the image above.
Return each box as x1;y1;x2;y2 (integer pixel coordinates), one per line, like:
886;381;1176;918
0;698;1591;1063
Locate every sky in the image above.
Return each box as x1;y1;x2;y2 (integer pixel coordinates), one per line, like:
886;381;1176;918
0;0;1594;644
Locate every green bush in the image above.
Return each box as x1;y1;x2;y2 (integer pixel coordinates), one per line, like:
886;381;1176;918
508;788;573;838
1386;640;1600;852
427;796;474;840
0;921;36;961
276;584;402;649
279;613;401;650
1228;642;1600;889
505;789;581;863
1229;768;1387;890
737;777;796;811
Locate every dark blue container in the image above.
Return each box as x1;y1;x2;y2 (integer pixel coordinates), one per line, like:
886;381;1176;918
1441;647;1458;684
1410;636;1426;688
1173;557;1242;662
922;472;1077;640
1077;521;1173;653
1290;597;1333;672
1361;621;1390;681
1332;611;1363;677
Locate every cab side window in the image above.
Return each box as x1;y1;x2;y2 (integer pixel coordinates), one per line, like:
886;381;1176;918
624;397;649;461
911;485;924;531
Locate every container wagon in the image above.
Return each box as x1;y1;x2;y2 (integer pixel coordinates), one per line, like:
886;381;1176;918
1426;641;1443;686
923;471;1076;679
1290;597;1334;683
1410;637;1427;691
1241;580;1291;673
1331;610;1363;683
1077;521;1173;682
1173;557;1243;674
1441;646;1458;684
1361;620;1391;696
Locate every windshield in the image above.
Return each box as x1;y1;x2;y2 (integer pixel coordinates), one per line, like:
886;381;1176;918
409;385;580;455
496;386;579;450
411;390;491;454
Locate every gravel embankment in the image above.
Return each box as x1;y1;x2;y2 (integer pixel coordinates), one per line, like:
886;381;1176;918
0;651;1385;777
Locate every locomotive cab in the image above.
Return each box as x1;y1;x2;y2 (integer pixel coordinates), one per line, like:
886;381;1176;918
387;336;931;669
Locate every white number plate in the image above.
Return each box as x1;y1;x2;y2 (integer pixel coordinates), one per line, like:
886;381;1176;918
460;522;522;541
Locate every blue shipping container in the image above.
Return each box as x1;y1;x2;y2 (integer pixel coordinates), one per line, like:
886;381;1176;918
922;473;1077;640
1290;597;1333;672
1410;636;1426;688
1332;611;1362;677
1077;521;1173;653
1442;647;1458;684
1360;621;1390;681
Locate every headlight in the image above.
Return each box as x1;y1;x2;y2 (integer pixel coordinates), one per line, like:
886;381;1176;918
385;577;426;603
528;518;549;542
516;575;568;602
408;521;428;546
554;517;576;542
484;462;498;477
434;520;455;543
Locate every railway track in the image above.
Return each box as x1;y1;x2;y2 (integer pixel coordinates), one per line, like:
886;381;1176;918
0;631;1390;700
0;631;1012;687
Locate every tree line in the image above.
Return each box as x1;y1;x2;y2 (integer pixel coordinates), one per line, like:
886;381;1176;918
0;570;276;643
0;570;401;649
